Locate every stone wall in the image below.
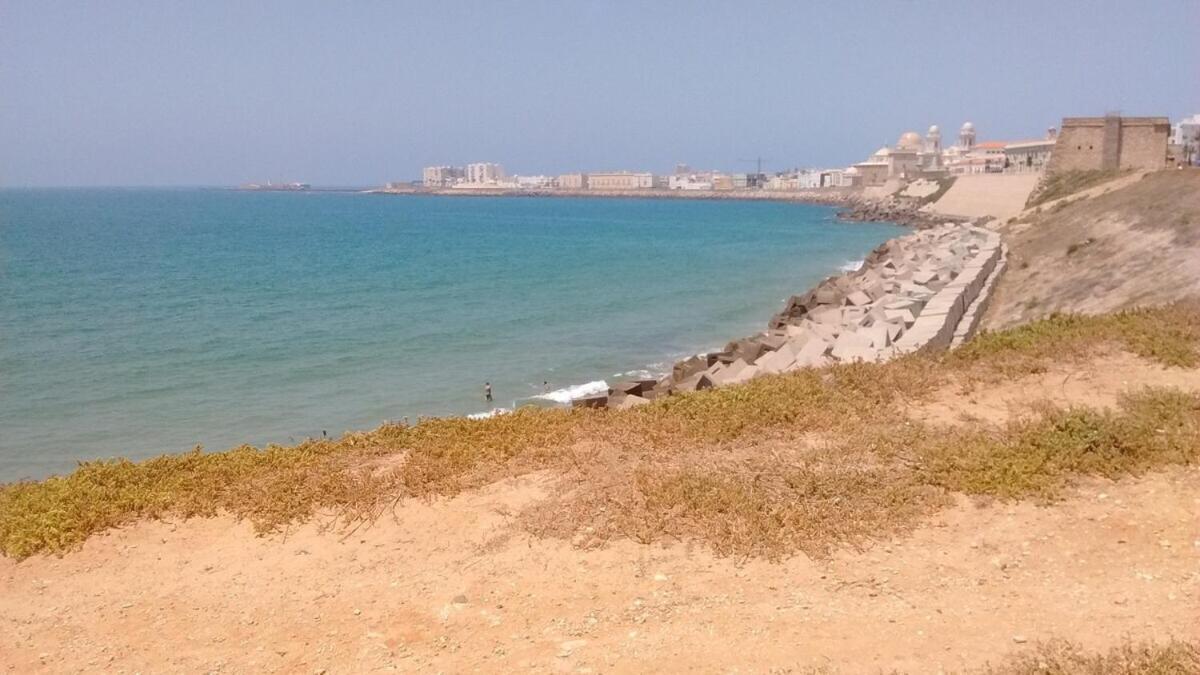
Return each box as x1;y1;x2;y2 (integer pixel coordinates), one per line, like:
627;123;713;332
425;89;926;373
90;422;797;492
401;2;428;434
1047;116;1170;174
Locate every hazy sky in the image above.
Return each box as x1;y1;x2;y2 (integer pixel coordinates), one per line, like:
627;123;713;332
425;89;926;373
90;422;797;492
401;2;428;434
3;1;1197;187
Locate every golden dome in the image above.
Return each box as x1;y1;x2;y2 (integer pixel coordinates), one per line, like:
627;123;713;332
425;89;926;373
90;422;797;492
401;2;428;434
897;131;922;149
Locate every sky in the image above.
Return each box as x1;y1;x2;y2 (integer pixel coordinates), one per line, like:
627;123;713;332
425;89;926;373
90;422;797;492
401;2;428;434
2;1;1198;187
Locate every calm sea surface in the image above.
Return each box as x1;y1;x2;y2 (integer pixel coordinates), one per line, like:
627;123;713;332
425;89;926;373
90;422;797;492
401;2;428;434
0;189;902;480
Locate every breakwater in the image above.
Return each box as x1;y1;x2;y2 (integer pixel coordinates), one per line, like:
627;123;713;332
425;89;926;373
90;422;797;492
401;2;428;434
374;186;960;229
574;222;1006;409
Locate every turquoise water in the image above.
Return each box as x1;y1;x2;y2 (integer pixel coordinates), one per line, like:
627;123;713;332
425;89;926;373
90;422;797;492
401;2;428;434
0;190;902;481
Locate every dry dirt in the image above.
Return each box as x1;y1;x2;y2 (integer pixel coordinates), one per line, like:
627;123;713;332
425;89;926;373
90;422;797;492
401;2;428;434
911;351;1200;426
985;169;1200;330
923;174;1040;223
3;356;1200;673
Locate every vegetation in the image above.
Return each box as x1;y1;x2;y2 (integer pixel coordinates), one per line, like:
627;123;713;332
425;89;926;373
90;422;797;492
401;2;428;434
978;639;1200;675
917;175;957;205
1026;169;1128;208
2;304;1199;560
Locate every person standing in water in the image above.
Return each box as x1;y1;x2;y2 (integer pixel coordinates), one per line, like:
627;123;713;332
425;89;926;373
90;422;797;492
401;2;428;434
484;382;493;403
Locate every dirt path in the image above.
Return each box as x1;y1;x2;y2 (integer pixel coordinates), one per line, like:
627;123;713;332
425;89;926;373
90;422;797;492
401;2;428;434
3;468;1198;673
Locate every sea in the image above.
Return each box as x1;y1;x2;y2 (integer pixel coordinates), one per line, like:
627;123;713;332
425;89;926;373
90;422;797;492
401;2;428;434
0;189;902;481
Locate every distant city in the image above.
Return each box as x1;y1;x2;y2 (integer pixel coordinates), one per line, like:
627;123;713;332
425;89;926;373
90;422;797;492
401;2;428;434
392;114;1200;194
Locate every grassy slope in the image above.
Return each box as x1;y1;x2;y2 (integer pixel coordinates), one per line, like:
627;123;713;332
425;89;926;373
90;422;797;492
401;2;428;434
2;304;1199;561
988;169;1200;329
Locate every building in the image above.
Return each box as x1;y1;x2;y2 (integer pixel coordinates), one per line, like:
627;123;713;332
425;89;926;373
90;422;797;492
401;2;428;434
422;165;462;187
1172;114;1200;166
711;174;734;191
587;172;653;190
669;174;713;190
558;173;588;189
796;170;822;189
958;122;977;151
851;160;889;187
1003;129;1057;174
515;175;554;189
1045;115;1170;174
465;162;506;184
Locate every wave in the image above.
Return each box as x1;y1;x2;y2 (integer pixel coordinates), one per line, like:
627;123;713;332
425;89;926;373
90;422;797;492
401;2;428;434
531;379;609;405
839;259;864;272
467;407;511;420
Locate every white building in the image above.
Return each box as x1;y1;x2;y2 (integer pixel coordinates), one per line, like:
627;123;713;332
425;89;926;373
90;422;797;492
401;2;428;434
821;169;850;187
588;172;654;190
422;165;462;187
796;170;822;189
465;162;506;184
514;175;554;189
1174;114;1200;165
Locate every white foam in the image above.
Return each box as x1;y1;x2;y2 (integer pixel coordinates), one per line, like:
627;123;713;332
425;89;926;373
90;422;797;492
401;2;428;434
839;259;864;272
532;379;609;405
467;407;510;420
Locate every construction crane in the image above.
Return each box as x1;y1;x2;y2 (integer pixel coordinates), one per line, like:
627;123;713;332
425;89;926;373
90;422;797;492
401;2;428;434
737;156;771;175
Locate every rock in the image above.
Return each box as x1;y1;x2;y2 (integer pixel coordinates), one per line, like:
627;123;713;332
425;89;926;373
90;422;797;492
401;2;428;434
615;395;650;410
672;355;709;382
676;373;715;392
793;336;832;366
755;348;795;374
572;395;608;409
1012;635;1028;644
831;330;877;362
845;290;873;307
609;380;646;397
452;594;468;605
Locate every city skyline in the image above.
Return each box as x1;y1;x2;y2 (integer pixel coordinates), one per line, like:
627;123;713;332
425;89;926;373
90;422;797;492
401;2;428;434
3;1;1198;187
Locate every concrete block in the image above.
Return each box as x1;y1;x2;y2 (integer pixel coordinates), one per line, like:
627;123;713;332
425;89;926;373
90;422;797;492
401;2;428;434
885;308;916;326
759;334;788;352
794;336;831;364
831;330;877;362
862;322;891;349
846;290;873;307
809;306;842;324
615;395;650;410
756;348;795;374
610;380;647;397
573;394;608;409
676;372;715;392
728;364;760;384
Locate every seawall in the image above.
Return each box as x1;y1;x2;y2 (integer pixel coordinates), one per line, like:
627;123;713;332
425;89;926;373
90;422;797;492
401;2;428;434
583;222;1007;409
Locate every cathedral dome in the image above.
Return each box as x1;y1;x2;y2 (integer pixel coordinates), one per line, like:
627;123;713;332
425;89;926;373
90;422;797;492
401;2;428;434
961;121;975;132
897;131;922;149
928;125;940;135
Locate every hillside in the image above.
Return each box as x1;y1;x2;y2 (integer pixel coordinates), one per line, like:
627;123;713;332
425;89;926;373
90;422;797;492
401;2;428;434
985;169;1200;329
921;173;1041;223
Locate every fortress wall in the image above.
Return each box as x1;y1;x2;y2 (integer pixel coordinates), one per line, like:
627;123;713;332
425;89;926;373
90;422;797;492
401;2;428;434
1047;119;1108;172
1047;117;1169;174
1118;119;1171;170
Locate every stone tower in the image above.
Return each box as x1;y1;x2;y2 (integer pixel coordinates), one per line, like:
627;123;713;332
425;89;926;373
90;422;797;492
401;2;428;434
959;122;976;150
926;125;942;153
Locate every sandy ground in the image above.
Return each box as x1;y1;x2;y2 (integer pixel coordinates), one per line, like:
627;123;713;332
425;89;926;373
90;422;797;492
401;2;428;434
924;174;1039;223
3;351;1200;673
912;351;1200;426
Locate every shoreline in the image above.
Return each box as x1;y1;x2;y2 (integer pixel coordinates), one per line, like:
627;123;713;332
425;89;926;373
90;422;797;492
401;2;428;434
1;197;959;480
367;185;959;229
